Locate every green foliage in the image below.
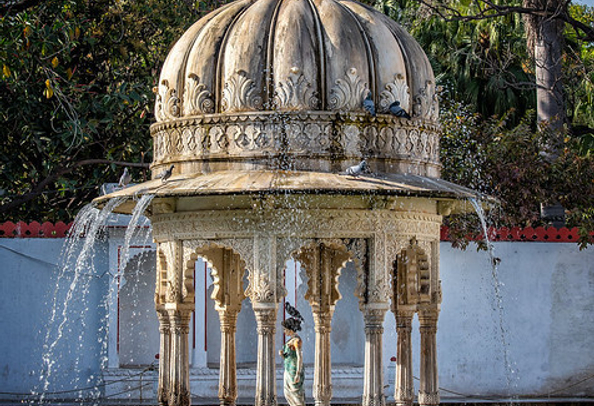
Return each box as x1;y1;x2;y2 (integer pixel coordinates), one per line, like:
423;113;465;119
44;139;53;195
441;100;594;248
0;0;227;221
377;0;536;125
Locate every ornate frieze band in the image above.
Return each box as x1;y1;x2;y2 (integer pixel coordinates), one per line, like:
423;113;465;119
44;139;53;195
151;210;441;243
150;112;440;167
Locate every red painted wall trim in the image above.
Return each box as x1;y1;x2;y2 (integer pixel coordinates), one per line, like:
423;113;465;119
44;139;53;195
0;221;586;243
440;226;584;243
0;221;72;238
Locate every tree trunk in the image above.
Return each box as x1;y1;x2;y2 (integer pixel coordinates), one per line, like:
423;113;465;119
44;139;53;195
524;0;566;137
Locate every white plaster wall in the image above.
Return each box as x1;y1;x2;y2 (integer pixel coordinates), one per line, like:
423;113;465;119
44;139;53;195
0;238;109;399
119;251;160;367
1;238;593;401
430;242;593;399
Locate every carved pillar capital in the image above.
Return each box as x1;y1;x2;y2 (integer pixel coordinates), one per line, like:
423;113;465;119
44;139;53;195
312;310;334;332
363;307;388;333
395;310;414;331
218;309;240;333
254;305;277;335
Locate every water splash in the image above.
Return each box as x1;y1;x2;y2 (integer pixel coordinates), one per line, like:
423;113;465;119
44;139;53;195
119;194;155;278
469;197;515;397
38;197;126;404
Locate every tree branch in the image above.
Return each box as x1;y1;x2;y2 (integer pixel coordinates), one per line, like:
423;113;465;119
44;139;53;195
414;0;594;42
0;159;150;215
1;0;44;15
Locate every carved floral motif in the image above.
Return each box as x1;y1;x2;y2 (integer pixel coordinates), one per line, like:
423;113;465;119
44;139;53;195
222;70;263;112
183;73;215;115
155;79;181;122
328;68;370;111
379;74;410;114
273;67;319;110
413;80;439;121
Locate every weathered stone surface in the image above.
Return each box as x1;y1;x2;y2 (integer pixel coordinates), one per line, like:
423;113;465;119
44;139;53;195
149;0;441;178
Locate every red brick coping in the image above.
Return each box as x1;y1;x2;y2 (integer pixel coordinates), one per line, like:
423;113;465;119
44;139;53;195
0;221;72;238
440;226;582;243
0;221;583;242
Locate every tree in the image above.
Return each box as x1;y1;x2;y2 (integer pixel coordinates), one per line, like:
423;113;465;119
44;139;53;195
0;0;225;221
392;0;594;143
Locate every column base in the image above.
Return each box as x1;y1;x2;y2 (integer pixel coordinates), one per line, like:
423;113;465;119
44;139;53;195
362;394;386;406
418;390;440;406
394;387;414;406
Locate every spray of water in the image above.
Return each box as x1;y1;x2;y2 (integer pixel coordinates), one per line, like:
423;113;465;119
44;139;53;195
119;194;155;279
469;197;515;398
38;197;126;403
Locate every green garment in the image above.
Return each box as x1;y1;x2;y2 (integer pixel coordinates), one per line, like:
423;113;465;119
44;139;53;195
281;336;305;406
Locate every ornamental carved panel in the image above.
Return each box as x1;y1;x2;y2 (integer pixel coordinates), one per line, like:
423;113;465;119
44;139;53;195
150;112;440;166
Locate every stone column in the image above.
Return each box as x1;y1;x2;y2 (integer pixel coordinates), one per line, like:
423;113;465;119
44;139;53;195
298;242;350;406
254;303;278;406
362;306;388;406
312;310;334;406
394;310;414;406
418;310;439;406
157;310;171;406
168;308;193;406
218;310;240;406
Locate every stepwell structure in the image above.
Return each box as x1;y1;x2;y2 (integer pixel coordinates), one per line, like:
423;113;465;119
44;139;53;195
98;0;481;404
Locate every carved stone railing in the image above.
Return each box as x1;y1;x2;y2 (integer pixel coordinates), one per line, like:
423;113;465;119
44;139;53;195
149;111;441;176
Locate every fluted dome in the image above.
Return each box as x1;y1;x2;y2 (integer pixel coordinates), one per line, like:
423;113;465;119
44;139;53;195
151;0;441;178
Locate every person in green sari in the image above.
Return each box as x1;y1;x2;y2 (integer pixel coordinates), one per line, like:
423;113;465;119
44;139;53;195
279;303;305;406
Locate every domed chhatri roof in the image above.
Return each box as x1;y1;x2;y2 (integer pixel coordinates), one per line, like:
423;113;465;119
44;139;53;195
150;0;441;179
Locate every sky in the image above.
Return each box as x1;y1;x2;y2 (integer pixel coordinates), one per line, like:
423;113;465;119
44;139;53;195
576;0;594;6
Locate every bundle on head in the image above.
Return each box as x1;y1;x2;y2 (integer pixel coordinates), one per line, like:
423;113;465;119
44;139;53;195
281;317;302;332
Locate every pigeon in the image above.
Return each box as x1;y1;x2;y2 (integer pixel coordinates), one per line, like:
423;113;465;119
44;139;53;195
118;167;131;188
346;160;368;177
157;164;175;183
388;101;411;119
285;302;304;322
363;92;376;117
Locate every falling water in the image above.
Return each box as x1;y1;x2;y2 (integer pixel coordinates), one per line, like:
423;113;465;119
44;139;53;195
38;197;126;404
469;197;515;397
119;194;155;279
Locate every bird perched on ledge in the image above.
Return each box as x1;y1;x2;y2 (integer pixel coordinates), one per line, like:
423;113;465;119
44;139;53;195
363;92;376;117
118;167;131;188
388;101;411;119
346;160;368;177
157;164;175;183
285;302;304;322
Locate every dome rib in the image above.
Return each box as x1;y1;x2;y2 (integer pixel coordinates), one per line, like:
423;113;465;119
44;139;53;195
178;6;231;115
265;0;284;108
214;0;257;112
334;0;377;102
304;0;326;108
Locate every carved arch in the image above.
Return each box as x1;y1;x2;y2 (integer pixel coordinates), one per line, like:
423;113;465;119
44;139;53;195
292;239;352;313
183;239;248;312
121;250;156;288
